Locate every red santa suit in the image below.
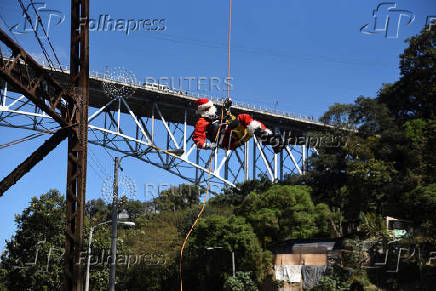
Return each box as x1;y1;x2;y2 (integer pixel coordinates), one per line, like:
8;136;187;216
192;99;271;150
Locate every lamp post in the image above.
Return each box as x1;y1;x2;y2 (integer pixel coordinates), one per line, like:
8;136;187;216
205;247;235;277
85;219;135;291
108;156;130;291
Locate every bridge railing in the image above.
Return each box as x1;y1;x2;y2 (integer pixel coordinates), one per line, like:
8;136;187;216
36;60;318;123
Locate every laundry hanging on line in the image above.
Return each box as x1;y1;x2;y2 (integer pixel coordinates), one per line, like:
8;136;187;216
302;265;328;289
274;265;302;283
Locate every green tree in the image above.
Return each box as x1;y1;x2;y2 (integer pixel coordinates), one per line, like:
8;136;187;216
0;190;65;290
0;190;143;290
236;185;332;245
223;271;258;291
117;196;147;220
378;25;436;121
346;158;398;216
184;215;271;291
213;176;273;208
403;184;436;237
319;102;355;128
117;214;180;290
153;184;202;211
309;265;351;291
401;119;436;185
86;197;110;220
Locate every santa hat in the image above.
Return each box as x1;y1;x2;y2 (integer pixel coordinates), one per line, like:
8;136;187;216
195;98;213;112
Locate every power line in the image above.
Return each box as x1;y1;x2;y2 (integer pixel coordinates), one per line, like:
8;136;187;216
0;13;20;44
142;32;392;68
29;0;64;72
88;157;106;181
17;0;56;70
90;127;115;161
8;0;86;118
0;126;59;149
89;147;108;177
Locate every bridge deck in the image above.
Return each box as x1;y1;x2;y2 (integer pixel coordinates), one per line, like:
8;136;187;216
2;62;331;132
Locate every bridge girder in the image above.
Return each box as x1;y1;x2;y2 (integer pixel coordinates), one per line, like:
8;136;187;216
0;82;316;193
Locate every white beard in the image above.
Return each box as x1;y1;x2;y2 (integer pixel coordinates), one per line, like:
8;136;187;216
202;105;217;118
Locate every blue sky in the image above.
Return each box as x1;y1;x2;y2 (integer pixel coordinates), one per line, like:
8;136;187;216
0;0;435;252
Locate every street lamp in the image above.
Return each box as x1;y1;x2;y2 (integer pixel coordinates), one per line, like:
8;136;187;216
120;221;135;227
205;246;235;277
85;219;135;291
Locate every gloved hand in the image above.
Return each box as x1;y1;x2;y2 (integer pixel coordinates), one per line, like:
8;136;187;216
204;142;217;150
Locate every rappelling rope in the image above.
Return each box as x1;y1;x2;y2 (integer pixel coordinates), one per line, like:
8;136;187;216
179;1;232;290
226;0;232;101
178;106;225;291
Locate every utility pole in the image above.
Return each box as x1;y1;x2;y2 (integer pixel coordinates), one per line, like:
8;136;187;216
109;157;119;291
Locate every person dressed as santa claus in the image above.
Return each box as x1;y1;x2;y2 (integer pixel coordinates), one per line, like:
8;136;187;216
192;98;273;151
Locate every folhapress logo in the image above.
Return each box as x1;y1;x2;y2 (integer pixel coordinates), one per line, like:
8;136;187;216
80;15;167;35
10;2;65;38
360;2;415;38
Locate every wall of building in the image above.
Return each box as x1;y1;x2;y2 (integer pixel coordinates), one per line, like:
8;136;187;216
274;254;327;266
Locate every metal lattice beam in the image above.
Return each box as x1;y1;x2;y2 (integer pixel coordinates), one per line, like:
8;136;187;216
0;30;77;127
0;127;70;195
0;89;321;192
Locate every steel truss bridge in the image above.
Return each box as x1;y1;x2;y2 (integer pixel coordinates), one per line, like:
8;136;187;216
0;61;331;191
